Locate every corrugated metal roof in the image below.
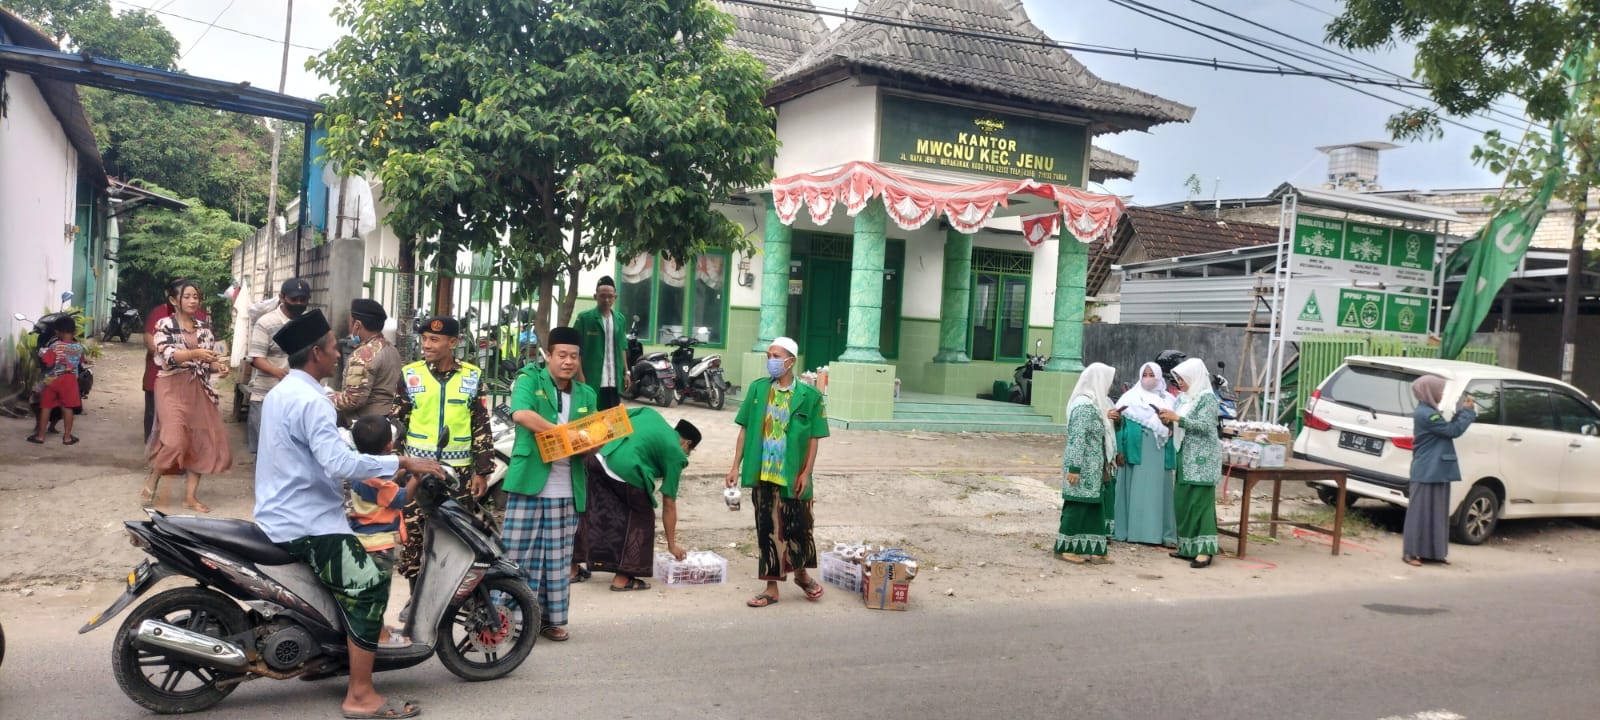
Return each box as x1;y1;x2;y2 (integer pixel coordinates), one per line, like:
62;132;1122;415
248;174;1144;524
1271;183;1462;224
1118;275;1267;325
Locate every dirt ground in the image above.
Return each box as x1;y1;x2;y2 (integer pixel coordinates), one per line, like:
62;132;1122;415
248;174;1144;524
4;341;1600;617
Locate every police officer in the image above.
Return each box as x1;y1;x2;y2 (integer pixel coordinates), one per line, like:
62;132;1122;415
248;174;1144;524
332;298;402;426
391;315;493;583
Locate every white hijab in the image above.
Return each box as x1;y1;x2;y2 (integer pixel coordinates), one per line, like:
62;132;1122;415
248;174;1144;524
1172;358;1215;452
1067;362;1118;460
1114;361;1176;445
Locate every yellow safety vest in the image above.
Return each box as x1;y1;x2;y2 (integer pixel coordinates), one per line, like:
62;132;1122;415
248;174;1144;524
400;360;481;466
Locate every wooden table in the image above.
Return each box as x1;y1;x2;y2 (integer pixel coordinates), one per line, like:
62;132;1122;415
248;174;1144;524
1215;457;1349;558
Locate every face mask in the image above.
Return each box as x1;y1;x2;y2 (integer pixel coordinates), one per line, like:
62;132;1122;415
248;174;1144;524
283;302;308;318
348;333;361;345
1141;376;1160;391
766;358;789;379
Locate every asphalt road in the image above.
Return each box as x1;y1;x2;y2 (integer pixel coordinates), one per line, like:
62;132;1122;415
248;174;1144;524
2;569;1597;720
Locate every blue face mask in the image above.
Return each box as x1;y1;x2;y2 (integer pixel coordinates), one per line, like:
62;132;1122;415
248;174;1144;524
348;334;361;345
766;357;789;379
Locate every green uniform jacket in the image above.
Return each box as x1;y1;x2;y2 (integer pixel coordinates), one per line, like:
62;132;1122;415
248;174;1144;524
505;364;598;510
734;377;830;501
574;306;627;391
598;407;687;508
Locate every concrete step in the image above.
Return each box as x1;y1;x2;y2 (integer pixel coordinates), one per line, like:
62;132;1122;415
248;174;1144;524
892;401;1041;416
831;416;1066;434
891;409;1056;424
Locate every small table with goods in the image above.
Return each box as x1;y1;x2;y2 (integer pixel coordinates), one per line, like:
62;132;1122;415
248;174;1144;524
1216;457;1350;559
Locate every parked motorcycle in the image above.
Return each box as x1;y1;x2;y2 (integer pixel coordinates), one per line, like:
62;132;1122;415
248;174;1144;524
102;296;142;343
667;335;727;410
1008;339;1049;404
13;311;94;428
626;317;675;408
79;467;537;714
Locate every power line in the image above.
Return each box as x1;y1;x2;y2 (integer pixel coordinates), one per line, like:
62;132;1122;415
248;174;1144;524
723;0;1432;88
1181;0;1544;132
111;0;325;53
177;0;238;62
1285;0;1334;18
1100;0;1492;136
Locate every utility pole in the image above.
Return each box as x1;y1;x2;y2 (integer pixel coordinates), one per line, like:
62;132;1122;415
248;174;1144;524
263;0;294;292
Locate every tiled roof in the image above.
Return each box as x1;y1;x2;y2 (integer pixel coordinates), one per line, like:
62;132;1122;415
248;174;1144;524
769;0;1193;133
712;0;830;79
1089;146;1137;182
1086;207;1279;294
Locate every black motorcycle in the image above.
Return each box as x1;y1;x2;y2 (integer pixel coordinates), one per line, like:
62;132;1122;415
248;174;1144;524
79;468;538;714
626;317;675;408
667;336;727;410
1008;339;1049;404
102;297;142;343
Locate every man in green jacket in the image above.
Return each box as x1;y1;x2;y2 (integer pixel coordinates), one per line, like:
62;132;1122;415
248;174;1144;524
724;336;829;608
503;326;597;642
578;408;701;592
574;276;628;409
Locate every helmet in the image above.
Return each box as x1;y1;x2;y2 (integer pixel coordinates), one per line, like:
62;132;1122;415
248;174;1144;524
1154;350;1188;384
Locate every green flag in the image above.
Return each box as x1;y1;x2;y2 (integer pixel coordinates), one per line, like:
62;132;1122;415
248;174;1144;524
1439;46;1591;360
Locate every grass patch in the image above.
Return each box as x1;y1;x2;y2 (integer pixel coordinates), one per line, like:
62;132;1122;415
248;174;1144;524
1251;506;1379;536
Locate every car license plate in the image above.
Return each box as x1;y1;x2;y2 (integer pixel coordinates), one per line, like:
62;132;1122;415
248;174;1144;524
1338;431;1385;456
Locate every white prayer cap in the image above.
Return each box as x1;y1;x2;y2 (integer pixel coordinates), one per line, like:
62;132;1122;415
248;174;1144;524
770;336;799;358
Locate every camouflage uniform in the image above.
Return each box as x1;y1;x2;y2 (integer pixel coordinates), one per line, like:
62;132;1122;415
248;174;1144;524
333;334;403;427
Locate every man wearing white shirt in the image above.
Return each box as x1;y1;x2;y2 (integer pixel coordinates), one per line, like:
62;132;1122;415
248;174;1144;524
255;309;441;720
575;276;628;410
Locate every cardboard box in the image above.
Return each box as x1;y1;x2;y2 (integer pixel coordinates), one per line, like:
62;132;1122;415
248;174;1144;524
862;560;914;611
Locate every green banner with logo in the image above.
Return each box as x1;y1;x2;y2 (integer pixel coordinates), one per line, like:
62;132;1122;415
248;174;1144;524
1440;45;1591;360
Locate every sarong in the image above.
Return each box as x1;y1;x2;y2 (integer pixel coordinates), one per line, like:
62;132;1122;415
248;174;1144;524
1055;497;1108;556
1173;480;1219;559
276;534;389;651
577;456;657;578
502;494;577;628
753;482;816;580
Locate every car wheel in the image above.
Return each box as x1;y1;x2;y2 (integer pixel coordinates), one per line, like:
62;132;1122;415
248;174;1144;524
1316;485;1357;509
1450;483;1500;545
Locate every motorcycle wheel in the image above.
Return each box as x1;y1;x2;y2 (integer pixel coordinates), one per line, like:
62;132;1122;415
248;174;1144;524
120;328;131;343
654;382;674;408
111;586;247;714
707;382;725;410
435;575;539;682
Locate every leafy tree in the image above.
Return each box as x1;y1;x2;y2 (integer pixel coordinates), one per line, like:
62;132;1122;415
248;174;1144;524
116;183;252;333
310;0;778;339
1328;1;1600;381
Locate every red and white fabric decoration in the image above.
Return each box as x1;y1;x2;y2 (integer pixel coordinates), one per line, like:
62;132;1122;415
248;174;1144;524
770;161;1124;246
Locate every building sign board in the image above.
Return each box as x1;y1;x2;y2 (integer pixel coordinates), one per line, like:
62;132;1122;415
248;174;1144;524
1289;214;1437;286
1285;282;1431;340
877;94;1086;186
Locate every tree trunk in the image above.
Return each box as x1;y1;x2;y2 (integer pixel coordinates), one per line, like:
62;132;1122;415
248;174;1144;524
1559;182;1588;384
534;270;556;348
434;245;457;317
397;235;417;354
559;227;582;327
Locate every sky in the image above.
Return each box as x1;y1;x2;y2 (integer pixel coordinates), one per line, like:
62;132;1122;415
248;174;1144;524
112;0;1512;206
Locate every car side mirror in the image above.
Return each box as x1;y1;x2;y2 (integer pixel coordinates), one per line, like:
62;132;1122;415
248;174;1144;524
1583;423;1599;437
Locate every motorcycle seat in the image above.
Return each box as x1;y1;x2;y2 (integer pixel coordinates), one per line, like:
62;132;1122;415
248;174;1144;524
161;515;296;565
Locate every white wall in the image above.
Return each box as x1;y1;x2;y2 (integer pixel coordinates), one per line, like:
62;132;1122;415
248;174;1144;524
0;73;78;380
773;81;880;178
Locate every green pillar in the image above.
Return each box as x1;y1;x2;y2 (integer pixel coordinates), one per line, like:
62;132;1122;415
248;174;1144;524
838;199;887;364
933;229;973;363
1045;236;1087;372
751;196;792;351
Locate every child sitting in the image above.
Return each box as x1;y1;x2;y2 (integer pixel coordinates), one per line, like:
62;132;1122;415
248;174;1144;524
347;415;415;647
29;316;86;445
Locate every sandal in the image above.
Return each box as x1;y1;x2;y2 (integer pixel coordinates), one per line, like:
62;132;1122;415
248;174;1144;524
182;501;211;514
1403;556;1423;567
610;578;650;592
539;626;569;642
62;435;80;445
342;697;421;719
1057;553;1087;564
1086;556;1115;565
797;577;823;601
1190;556;1213;569
571;566;591;583
25;435;43;444
746;593;779;608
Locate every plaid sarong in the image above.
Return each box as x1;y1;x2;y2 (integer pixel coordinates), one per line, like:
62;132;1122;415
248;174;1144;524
502;494;577;628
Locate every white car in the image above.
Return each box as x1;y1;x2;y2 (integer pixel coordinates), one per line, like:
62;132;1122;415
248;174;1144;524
1294;356;1600;544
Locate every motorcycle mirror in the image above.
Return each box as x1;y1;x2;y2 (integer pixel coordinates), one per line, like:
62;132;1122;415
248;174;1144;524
631;314;640;323
1034;338;1042;349
12;313;26;322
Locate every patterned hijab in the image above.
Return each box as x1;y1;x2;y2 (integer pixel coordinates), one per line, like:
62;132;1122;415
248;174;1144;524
1411;375;1446;408
1067;362;1118;460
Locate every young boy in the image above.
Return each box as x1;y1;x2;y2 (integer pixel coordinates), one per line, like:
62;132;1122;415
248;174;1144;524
346;415;415;647
29;316;86;445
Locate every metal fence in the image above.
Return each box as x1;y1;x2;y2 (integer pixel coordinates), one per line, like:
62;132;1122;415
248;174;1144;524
366;265;536;407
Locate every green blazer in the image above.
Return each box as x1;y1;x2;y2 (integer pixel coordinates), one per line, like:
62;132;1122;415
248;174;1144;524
505;364;598;510
574;306;627;391
734;377;830;501
598;407;688;507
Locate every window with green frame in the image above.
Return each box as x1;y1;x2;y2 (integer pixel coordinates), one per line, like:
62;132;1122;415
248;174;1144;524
969;248;1033;362
617;251;731;346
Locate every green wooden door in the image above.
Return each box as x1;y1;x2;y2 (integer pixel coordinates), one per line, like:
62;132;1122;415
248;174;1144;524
803;258;851;369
